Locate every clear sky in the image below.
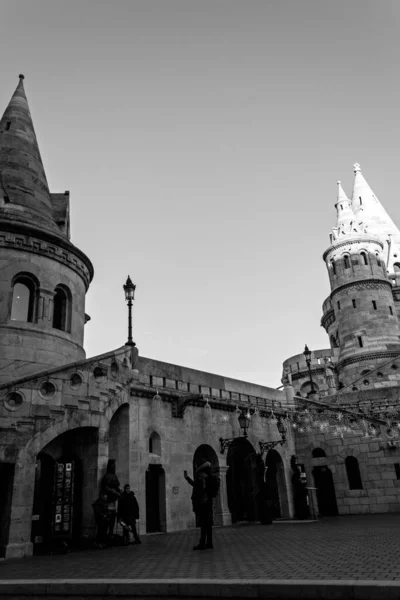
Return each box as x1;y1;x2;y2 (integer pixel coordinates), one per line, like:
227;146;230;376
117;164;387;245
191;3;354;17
1;0;399;388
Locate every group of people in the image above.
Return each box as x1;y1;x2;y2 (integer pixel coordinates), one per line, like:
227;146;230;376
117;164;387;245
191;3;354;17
93;458;220;551
92;459;141;548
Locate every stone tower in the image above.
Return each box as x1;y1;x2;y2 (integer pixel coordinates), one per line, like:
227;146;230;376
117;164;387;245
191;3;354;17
0;76;93;383
321;164;400;388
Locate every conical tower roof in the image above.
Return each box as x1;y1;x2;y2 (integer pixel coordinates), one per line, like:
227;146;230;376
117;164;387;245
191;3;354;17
351;163;400;270
335;181;355;234
0;75;59;232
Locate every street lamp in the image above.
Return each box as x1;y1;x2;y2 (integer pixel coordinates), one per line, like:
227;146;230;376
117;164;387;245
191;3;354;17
303;344;315;395
259;417;287;457
123;276;136;347
219;410;251;454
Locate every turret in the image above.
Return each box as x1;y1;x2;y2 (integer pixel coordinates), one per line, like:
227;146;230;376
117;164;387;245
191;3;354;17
321;168;400;388
0;76;94;383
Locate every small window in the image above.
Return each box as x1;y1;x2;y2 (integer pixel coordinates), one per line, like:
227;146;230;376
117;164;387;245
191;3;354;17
149;431;161;455
312;448;326;458
331;260;336;275
352;299;356;308
395;463;400;480
11;275;37;322
5;122;11;131
359;196;362;205
394;263;400;273
52;285;71;332
360;252;368;265
376;254;381;266
337;301;341;310
392;364;398;370
358;336;363;348
372;301;377;310
390;306;393;315
345;456;363;490
340;205;343;210
344;255;350;269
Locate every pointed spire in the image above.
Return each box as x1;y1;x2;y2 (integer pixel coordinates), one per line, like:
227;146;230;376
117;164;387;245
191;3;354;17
351;163;400;270
332;180;357;238
0;75;57;230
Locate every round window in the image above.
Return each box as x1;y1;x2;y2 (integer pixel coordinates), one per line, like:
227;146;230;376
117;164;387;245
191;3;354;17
363;379;370;386
93;366;106;382
39;381;56;399
4;391;24;411
392;364;398;370
70;372;83;390
377;372;384;378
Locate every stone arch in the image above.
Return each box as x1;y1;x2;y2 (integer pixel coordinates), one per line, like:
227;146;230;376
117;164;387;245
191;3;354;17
193;443;219;473
312;447;327;458
104;391;129;422
264;448;289;519
149;431;161;456
226;438;259;523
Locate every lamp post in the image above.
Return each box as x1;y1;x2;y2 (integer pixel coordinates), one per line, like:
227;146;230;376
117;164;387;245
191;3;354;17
123;276;136;347
219;410;251;454
258;417;287;457
303;344;315;395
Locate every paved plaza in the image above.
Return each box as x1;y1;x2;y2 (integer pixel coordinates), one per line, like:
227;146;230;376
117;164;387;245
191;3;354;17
1;514;400;581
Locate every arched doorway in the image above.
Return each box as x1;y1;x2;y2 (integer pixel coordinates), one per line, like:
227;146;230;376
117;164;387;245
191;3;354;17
145;465;166;533
30;427;98;554
226;438;259;523
0;463;15;558
109;404;129;488
313;466;338;517
192;444;220;526
264;449;288;520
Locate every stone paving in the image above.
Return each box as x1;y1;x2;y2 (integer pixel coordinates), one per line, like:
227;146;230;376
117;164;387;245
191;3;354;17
1;515;400;581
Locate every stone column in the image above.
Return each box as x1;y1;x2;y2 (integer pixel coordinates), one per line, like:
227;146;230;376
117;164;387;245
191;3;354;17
213;465;231;526
37;288;55;324
6;458;36;558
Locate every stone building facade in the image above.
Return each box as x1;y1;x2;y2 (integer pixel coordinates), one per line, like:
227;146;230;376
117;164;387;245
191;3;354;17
283;166;400;518
0;76;296;560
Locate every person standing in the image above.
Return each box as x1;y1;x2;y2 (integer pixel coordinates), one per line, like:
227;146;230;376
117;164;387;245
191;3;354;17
117;484;141;545
100;459;121;539
92;492;110;548
184;462;218;550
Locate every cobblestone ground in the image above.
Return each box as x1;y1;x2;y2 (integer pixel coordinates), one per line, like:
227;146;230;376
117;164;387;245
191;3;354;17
1;515;400;581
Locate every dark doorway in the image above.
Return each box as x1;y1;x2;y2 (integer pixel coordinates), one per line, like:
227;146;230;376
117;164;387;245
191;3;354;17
0;463;15;558
226;438;259;523
313;466;338;517
145;465;166;533
31;453;83;554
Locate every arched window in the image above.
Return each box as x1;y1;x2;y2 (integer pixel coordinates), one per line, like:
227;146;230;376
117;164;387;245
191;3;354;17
312;448;326;458
344;255;350;269
360;252;368;265
149;431;161;455
331;260;336;275
11;274;37;322
330;335;338;348
394;263;400;272
345;456;363;490
52;285;71;332
375;253;381;266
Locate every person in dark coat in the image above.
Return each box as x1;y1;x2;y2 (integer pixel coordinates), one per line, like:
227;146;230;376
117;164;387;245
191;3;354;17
117;484;141;545
184;462;214;550
92;492;110;548
100;459;121;538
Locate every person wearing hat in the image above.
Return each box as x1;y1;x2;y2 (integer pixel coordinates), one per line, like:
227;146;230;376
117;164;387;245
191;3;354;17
184;461;214;550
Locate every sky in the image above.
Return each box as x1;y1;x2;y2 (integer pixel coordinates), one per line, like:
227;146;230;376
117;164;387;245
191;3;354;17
1;0;400;388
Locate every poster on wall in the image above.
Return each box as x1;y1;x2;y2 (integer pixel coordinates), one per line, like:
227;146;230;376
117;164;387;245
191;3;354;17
53;460;75;538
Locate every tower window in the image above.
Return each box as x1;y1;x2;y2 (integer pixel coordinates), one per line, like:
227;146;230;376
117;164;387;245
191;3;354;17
337;301;341;310
395;464;400;480
11;274;38;323
372;301;377;310
344;255;350;269
390;306;394;315
360;252;368;265
340;205;343;210
5;122;11;131
352;299;356;308
331;260;336;275
52;285;71;332
376;254;381;266
359;196;362;205
358;336;363;348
